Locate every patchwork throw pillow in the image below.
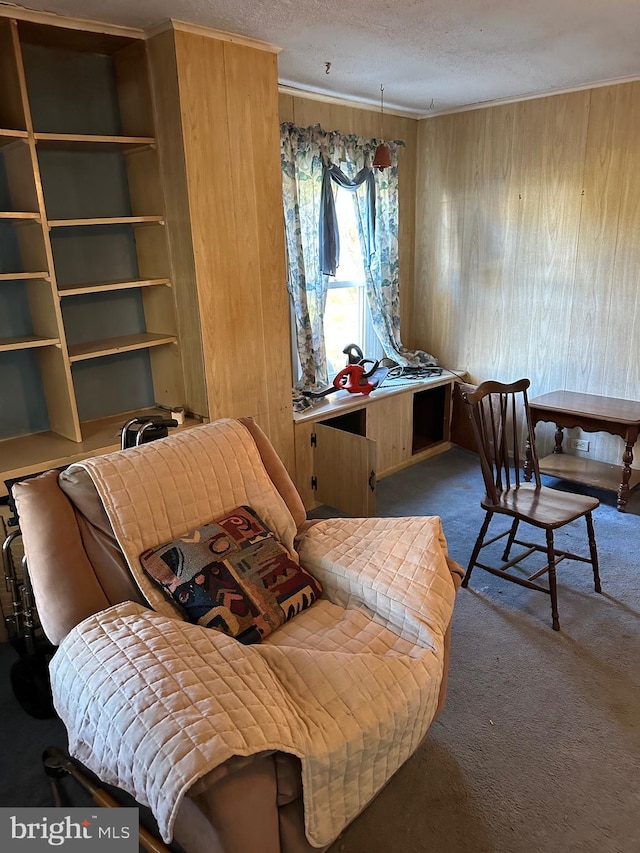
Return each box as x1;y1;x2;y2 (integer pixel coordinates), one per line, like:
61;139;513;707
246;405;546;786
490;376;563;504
140;506;322;644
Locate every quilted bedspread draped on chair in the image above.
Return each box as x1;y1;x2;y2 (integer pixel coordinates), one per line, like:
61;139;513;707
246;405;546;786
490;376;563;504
49;421;457;847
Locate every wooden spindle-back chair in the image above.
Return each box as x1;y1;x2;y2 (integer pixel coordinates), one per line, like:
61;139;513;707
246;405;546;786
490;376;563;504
461;379;601;630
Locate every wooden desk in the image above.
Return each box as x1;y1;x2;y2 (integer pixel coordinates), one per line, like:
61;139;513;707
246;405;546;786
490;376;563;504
293;373;460;516
527;390;640;511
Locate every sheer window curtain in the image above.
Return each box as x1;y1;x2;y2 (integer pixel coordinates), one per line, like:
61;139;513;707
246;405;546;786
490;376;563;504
281;122;437;390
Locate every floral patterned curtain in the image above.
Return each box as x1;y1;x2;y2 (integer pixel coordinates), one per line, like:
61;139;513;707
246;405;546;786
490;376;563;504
350;150;439;368
280;122;437;389
281;124;328;388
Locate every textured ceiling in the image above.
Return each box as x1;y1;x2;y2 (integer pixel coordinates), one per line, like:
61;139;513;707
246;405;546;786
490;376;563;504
6;0;640;115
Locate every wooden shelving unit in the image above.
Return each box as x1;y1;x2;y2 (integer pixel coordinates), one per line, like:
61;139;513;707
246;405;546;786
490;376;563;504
2;10;295;484
0;12;188;484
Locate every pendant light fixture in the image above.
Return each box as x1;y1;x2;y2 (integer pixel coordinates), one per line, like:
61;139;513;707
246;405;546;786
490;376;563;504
372;84;392;171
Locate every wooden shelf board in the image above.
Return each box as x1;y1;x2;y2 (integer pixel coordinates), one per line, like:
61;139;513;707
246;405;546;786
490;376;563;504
0;129;28;148
68;332;177;362
58;277;171;296
0;212;40;221
35;132;155;151
79;410;201;448
539;453;640;493
0;411;203;496
0;272;49;281
0;335;59;353
48;215;164;228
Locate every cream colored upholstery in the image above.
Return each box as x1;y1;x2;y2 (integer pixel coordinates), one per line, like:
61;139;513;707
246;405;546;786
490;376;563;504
13;418;461;853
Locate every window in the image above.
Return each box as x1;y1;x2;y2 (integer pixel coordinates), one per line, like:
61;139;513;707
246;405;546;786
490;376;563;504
322;188;383;379
282;125;430;391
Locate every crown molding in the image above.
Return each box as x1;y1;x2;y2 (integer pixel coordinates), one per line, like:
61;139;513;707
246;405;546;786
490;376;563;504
277;84;420;120
280;74;640;122
417;74;640;119
146;18;281;53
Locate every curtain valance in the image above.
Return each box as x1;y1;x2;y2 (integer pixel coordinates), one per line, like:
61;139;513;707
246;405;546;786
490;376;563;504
319;164;376;277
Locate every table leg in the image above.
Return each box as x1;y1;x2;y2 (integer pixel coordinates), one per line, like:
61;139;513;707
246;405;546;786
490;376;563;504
617;440;635;512
553;425;564;454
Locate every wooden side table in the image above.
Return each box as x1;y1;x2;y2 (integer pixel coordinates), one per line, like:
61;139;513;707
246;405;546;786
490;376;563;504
527;390;640;511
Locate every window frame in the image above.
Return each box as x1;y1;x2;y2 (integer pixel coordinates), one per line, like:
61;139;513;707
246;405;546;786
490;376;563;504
321;186;382;380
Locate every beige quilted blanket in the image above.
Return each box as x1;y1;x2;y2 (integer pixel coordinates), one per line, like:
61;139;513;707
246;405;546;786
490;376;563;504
49;420;457;847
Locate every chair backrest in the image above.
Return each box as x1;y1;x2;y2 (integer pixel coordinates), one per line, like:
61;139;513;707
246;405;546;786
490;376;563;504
13;418;307;645
461;378;541;504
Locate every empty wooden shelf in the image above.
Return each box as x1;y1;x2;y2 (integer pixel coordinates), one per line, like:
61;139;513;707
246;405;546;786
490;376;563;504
0;334;59;352
67;332;177;362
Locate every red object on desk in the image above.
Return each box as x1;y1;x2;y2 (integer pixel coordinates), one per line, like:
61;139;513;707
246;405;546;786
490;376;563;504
332;364;376;395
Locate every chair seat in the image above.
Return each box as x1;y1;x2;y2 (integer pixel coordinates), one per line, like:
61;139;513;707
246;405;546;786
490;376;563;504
263;598;420;656
484;482;599;529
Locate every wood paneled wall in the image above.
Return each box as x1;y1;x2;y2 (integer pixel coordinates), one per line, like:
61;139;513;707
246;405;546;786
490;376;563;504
278;93;418;343
150;29;294;470
412;82;640;463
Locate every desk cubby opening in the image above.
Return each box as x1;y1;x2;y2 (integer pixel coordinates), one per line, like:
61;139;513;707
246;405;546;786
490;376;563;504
412;385;448;454
320;407;366;436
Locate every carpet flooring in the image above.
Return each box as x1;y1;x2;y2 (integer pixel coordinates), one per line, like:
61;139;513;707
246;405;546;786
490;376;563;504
327;447;640;853
1;447;639;853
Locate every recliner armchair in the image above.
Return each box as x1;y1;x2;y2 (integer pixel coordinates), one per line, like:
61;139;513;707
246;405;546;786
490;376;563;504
13;417;462;853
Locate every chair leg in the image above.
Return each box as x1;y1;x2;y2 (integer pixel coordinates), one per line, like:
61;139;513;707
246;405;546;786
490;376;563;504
586;512;601;593
545;529;560;631
463;511;493;588
501;518;520;562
